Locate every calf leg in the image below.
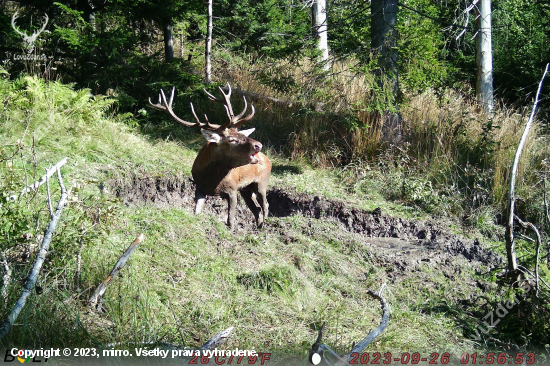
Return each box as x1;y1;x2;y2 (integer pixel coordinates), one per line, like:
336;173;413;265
227;191;238;229
240;189;262;226
194;188;206;214
256;186;269;225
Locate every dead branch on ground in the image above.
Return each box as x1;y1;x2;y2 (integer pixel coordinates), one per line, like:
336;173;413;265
515;215;542;297
88;233;145;311
309;284;389;366
0;167;68;339
18;157;68;199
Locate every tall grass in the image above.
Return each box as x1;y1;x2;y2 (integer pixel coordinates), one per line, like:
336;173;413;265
211;54;549;223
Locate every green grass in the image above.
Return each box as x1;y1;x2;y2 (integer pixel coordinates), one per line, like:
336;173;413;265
0;74;547;358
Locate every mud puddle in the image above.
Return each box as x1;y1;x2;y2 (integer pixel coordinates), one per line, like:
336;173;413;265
111;173;503;273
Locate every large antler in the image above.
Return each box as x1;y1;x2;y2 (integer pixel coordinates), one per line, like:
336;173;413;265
203;83;255;130
147;87;223;131
148;84;255;132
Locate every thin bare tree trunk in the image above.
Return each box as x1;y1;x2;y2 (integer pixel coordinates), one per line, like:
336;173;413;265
164;20;174;61
312;0;329;71
475;0;493;114
180;31;185;59
505;63;549;273
205;0;213;83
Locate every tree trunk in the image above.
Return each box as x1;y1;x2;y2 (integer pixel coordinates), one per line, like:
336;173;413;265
371;0;400;142
180;31;185;59
371;0;398;92
475;0;493;114
312;0;329;71
164;20;174;61
205;0;213;83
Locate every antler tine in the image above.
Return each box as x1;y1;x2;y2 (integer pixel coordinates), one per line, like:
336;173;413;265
203;88;222;103
147;91;165;111
146;87;204;128
218;82;234;119
232;103;255;129
189;102;202;125
168;86;175;108
203;83;239;130
190;102;222;131
232;95;249;121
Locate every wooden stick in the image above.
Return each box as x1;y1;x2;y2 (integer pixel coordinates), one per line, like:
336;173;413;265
505;63;549;273
200;327;234;350
514;215;542;297
1;252;11;303
18;157;68;198
309;285;390;366
88;233;145;310
349;289;390;354
0;167;68;339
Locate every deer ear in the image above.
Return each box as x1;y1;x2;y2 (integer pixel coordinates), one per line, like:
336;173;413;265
239;128;255;137
201;129;222;143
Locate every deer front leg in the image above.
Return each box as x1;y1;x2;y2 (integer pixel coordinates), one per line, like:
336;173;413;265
194;188;206;214
227;191;238;229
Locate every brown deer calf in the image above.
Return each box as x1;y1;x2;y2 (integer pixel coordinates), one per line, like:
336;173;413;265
148;83;271;229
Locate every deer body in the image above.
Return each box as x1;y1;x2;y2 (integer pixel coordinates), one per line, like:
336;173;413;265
148;84;271;229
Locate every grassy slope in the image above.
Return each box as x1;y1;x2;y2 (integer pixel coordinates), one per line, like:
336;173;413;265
0;76;506;358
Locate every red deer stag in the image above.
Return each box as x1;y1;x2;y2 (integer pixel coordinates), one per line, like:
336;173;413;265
148;83;271;229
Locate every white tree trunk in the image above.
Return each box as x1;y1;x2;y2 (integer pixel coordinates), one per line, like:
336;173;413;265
312;0;329;71
475;0;493;114
205;0;213;83
164;21;174;61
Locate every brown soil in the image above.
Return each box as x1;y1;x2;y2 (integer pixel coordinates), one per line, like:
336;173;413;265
111;173;503;280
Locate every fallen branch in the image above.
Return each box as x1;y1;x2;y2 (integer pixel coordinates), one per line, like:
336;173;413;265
0;167;68;339
88;233;145;311
200;327;234;350
236;88;326;112
514;215;542;297
1;252;11;303
349;289;390;354
309;285;389;366
18;157;68;199
516;266;550;293
505;63;549;274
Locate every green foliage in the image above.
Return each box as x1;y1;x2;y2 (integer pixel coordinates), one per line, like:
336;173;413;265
492;0;550;103
216;0;311;58
237;266;295;294
397;0;454;92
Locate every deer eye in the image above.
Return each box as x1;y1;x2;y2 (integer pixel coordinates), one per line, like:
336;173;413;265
228;137;238;144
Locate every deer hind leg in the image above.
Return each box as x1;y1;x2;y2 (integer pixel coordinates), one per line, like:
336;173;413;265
194;188;206;214
240;189;262;226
